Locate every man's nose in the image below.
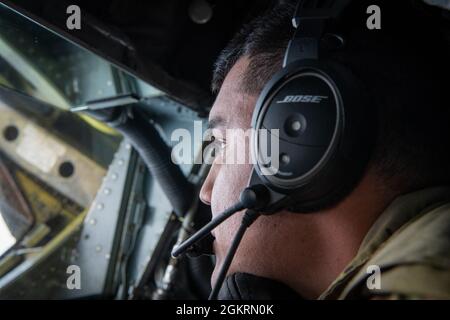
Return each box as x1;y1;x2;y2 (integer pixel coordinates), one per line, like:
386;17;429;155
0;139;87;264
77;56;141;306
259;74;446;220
199;165;217;206
199;175;212;206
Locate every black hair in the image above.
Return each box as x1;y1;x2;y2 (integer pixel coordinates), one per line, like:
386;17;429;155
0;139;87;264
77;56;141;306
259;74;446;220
211;0;450;191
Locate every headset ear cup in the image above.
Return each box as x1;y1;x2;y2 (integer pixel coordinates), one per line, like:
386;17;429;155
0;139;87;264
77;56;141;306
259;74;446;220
251;60;376;213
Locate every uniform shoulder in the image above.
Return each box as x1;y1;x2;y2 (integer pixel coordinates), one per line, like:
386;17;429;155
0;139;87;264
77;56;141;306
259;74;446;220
340;202;450;299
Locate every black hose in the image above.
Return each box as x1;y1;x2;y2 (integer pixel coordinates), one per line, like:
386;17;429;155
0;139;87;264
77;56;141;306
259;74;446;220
84;107;194;217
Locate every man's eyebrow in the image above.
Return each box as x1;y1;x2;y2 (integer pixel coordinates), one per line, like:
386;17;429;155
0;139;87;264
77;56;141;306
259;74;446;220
207;117;226;130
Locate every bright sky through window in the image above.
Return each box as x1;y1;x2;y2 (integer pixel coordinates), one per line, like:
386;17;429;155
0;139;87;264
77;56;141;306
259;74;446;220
0;211;16;256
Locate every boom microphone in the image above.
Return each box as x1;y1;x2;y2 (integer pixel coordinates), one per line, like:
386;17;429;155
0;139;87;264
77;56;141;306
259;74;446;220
171;185;269;258
209;209;260;300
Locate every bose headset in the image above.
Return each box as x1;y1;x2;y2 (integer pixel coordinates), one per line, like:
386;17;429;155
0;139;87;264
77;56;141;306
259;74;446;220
172;0;376;299
249;0;374;213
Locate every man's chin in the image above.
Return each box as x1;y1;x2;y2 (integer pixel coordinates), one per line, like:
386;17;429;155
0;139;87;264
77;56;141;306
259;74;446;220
210;259;220;288
210;253;239;289
211;237;222;282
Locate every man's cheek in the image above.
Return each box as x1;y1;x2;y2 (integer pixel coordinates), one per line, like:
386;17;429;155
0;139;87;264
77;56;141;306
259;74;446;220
211;164;247;214
213;211;244;257
210;162;252;241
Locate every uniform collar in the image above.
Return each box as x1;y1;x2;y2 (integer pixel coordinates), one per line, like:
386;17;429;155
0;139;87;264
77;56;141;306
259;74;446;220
319;186;450;299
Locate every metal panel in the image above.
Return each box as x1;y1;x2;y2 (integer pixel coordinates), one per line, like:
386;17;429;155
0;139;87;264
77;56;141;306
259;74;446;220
63;140;134;298
0;100;106;207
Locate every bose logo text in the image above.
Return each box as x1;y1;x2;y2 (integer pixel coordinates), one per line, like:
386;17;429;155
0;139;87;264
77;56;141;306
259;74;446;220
277;95;328;104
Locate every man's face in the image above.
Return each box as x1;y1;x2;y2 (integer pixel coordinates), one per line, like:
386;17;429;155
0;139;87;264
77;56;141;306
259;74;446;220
199;57;302;286
199;57;260;282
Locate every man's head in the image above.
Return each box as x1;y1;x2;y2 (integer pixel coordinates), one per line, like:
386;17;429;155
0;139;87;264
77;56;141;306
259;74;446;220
199;1;450;298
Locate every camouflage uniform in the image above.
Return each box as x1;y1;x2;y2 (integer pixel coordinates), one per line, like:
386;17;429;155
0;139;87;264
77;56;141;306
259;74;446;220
319;187;450;300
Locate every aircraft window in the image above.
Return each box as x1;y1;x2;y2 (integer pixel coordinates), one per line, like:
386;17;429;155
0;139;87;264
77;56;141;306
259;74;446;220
0;3;160;263
0;2;198;299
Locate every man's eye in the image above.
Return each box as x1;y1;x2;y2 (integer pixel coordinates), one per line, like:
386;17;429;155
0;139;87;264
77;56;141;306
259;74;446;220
204;137;226;159
217;139;226;150
209;135;226;149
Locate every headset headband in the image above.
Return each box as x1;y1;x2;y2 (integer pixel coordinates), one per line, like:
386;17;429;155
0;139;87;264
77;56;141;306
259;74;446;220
284;0;352;65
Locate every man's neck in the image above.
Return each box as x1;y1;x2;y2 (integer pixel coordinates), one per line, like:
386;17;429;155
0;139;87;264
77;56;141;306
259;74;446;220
282;171;397;298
